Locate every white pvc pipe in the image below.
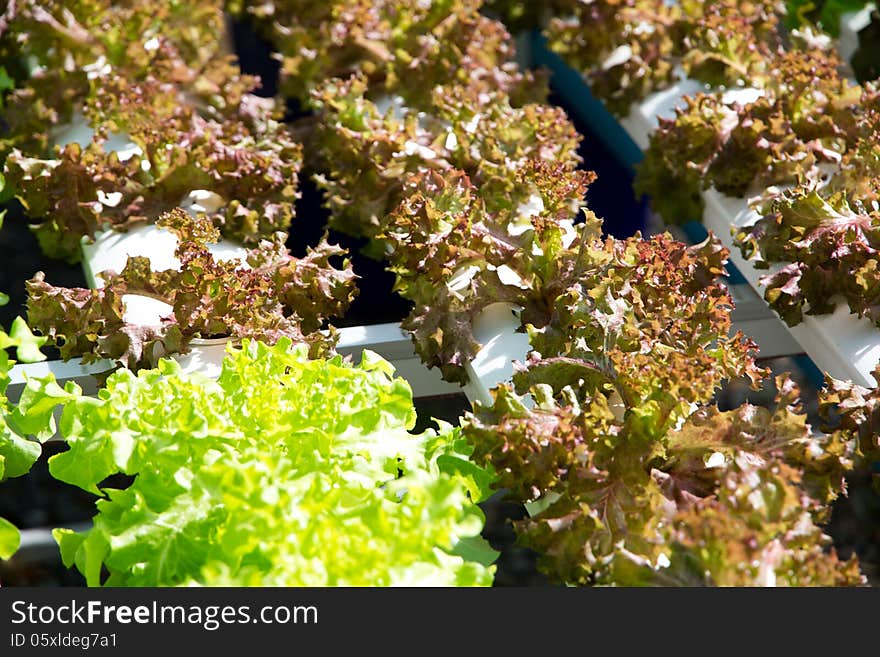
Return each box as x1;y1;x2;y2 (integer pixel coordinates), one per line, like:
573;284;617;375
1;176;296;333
463;302;532;408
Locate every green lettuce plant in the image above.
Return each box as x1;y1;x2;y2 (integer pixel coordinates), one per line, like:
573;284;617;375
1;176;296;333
25;338;497;586
0;256;58;561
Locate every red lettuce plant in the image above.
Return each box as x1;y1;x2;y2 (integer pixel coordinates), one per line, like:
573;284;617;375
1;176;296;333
309;75;582;244
2;0;303;262
381;164;596;381
546;0;682;118
228;0;544;110
26;209;356;368
545;0;790;118
0;0;232;154
462;232;872;586
733;86;880;325
634;49;862;224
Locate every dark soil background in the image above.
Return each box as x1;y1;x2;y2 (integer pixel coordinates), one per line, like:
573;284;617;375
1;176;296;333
1;16;878;587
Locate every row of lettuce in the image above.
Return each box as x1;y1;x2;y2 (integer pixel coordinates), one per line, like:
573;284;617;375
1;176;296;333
493;0;880;583
518;1;880;337
0;0;502;586
0;0;877;586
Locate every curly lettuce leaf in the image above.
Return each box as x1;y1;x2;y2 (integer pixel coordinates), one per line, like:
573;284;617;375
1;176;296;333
678;0;782;88
729;87;880;326
1;1;302;262
651;484;863;586
524;232;764;423
0;0;243;197
851;9;880;83
820;363;880;465
736;185;880;326
464;369;864;586
633;93;736;224
546;0;791;118
0;308;55;484
46;339;496;586
481;0;571;31
0;1;226;79
458;224;866;586
309;73;594;383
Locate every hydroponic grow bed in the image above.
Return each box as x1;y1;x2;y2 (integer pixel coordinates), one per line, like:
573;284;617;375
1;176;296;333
2;0;879;589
